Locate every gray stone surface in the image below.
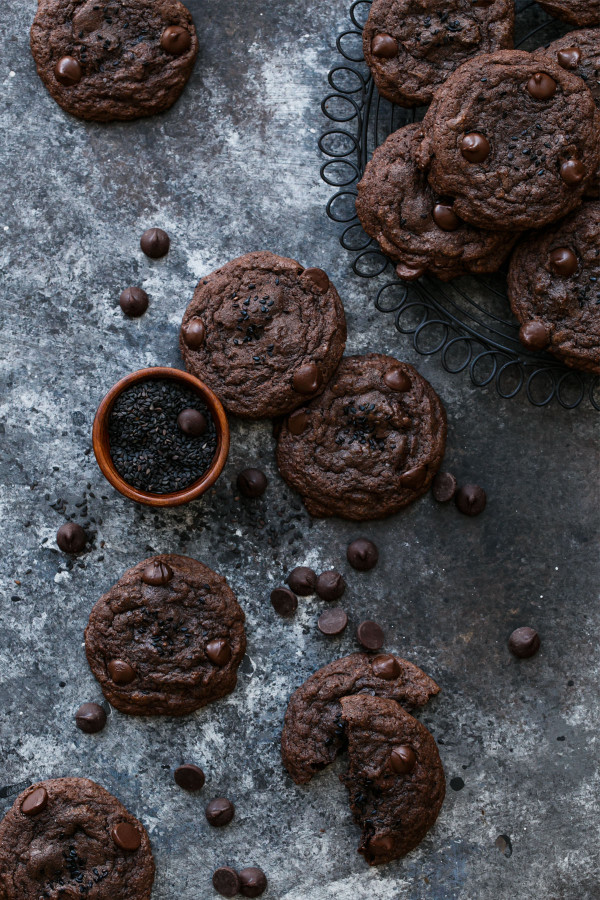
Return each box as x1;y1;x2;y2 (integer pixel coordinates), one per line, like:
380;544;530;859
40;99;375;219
1;1;599;898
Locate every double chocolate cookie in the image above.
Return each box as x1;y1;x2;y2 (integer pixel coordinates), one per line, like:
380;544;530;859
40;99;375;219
356;124;519;281
416;50;600;230
30;0;198;122
340;695;445;865
507;202;600;374
535;0;599;27
281;652;440;784
180;252;347;419
363;0;514;107
85;555;246;715
0;778;154;899
275;354;446;520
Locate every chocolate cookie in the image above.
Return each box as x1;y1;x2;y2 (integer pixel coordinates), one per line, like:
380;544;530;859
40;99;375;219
0;777;154;899
543;29;600;197
535;0;599;27
180;252;347;419
340;695;445;865
416;50;600;230
84;555;246;715
275;354;446;521
281;652;440;784
363;0;514;107
30;0;198;122
507;202;600;374
356;124;520;281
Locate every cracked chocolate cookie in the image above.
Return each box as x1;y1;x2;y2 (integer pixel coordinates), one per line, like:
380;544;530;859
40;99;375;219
180;252;347;419
275;354;446;520
507;201;600;374
363;0;514;107
535;0;599;27
85;555;246;716
416;50;600;230
30;0;198;122
356;124;519;281
340;694;445;865
281;652;440;784
0;777;154;899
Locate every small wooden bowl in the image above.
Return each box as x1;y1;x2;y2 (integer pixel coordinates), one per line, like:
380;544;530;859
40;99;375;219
93;367;230;507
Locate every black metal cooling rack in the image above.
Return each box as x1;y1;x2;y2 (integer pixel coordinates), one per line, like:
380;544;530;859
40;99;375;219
320;0;600;409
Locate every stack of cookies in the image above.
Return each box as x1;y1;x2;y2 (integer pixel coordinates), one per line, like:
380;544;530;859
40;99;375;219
357;2;600;374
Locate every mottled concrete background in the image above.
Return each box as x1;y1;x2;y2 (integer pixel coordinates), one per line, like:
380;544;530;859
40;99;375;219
1;2;599;898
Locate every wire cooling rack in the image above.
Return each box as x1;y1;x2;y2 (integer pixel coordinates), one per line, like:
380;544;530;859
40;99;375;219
320;0;600;409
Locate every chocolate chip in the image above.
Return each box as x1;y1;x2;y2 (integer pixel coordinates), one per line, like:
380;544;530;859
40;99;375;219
560;159;586;186
56;522;87;553
237;468;268;498
205;797;235;827
119;286;148;317
396;262;426;280
315;570;346;601
206;639;232;666
111;822;141;851
286;566;317;596
318;607;348;635
519;319;550;350
107;660;135;684
21;787;48;817
383;368;411;392
75;702;106;734
239;867;268;897
177;408;208;436
390;745;417;774
55;56;82;86
347;538;378;571
174;764;205;791
140;228;170;259
271;587;298;617
372;34;398;57
293;362;320;394
356;620;385;650
526;73;556;100
213;867;241;898
508;626;540;659
432;471;457;503
556;47;581;69
141;559;173;586
303;267;330;292
460;132;490;163
181;318;206;349
399;465;427;488
432;203;461;232
288;409;308;435
368;834;395;855
160;25;191;54
550;247;578;276
455;484;487;516
371;653;400;680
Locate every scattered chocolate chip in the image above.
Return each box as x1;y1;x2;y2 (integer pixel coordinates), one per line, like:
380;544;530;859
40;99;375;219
318;607;348;635
237;468;268;498
526;72;556;100
140;228;170;259
239;867;268;897
107;659;135;684
432;203;461;232
556;47;581;69
177;408;208;436
56;522;87;553
205;797;235;827
55;56;82;86
383;368;411;392
141;559;173;586
160;25;191;54
303;267;330;292
508;626;540;659
213;867;241;898
560;159;586;186
549;247;578;276
287;409;308;435
356;620;385;651
432;471;457;503
390;745;417;774
460;132;490;163
372;33;398;57
181;318;206;349
371;653;401;680
347;538;379;571
315;570;346;601
206;639;232;666
519;319;550;350
271;587;298;618
174;764;205;791
455;484;487;516
119;286;148;317
21;787;48;817
293;362;320;394
286;566;317;596
75;702;107;734
111;822;141;851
